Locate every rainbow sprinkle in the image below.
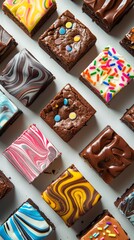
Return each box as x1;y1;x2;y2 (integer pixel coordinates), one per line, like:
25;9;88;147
81;46;134;104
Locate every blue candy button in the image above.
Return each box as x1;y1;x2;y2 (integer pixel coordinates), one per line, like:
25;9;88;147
66;45;72;52
54;115;61;122
59;27;66;35
63;98;69;106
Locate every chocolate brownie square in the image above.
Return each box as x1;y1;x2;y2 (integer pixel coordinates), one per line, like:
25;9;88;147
42;164;101;227
115;184;134;226
0;198;54;239
38;10;96;71
2;0;57;37
80;125;134;184
40;84;96;142
0;49;54;107
0;171;14;199
3;124;61;183
80;46;134;105
121;104;134;131
82;0;134;32
0;25;17;63
0;90;22;136
78;210;130;239
120;27;134;57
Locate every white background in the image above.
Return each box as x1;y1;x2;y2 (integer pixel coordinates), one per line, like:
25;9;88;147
0;1;134;239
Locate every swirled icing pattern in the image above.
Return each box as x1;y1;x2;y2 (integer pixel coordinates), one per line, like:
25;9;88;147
80;126;134;184
3;124;60;183
42;165;101;227
116;185;134;226
80;46;134;104
3;0;56;33
0;90;21;135
0;49;54;106
0;200;53;239
83;0;134;32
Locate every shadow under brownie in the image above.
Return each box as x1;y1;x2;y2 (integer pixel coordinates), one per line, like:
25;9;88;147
38;10;96;71
40;84;96;142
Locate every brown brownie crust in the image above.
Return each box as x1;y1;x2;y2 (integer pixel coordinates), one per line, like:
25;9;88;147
0;171;14;199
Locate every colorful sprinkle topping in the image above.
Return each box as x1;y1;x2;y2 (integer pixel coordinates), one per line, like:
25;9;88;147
81;46;134;103
54;115;61;122
59;27;66;35
69;112;77;120
74;35;80;42
65;22;73;29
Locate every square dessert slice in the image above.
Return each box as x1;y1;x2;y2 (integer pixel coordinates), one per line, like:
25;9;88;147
82;0;134;32
80;46;134;105
0;49;54;107
42;164;101;227
0;90;22;136
80;125;134;184
3;124;61;183
2;0;57;37
38;10;96;71
0;25;17;63
78;210;130;240
120;27;134;57
0;198;54;239
0;171;14;200
114;184;134;226
121;104;134;131
40;84;96;142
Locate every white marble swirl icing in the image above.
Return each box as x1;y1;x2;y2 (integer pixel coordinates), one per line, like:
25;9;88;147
3;124;60;183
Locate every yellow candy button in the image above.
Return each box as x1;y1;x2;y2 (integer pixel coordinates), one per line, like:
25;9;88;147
65;22;73;29
69;112;77;120
74;35;80;42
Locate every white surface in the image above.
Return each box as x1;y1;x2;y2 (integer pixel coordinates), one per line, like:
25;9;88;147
0;1;134;239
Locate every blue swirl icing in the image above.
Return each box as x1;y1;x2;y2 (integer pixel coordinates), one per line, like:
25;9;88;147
0;202;53;239
0;91;18;129
118;191;134;226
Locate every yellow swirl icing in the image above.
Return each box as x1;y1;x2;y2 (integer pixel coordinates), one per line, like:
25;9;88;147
3;0;55;32
42;165;101;226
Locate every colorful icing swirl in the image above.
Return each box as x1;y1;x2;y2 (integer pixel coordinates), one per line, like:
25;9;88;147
3;0;56;32
80;215;129;240
3;124;60;183
0;49;54;106
0;201;53;239
81;46;134;103
118;191;134;226
0;90;19;129
42;165;101;227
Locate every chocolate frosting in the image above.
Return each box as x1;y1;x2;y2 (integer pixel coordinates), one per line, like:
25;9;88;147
126;27;134;49
84;0;133;30
80;126;134;183
0;171;13;199
122;104;134;131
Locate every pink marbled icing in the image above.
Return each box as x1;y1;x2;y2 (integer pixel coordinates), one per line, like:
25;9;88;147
3;124;61;183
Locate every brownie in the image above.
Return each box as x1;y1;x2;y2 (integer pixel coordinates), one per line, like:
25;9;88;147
0;25;17;63
3;124;61;183
80;125;134;184
38;10;96;71
82;0;134;33
2;0;57;37
0;90;22;136
0;49;54;107
80;46;134;105
0;198;54;239
115;184;134;226
120;27;134;57
42;164;101;227
121;104;134;131
78;210;130;239
40;84;96;142
0;171;14;199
